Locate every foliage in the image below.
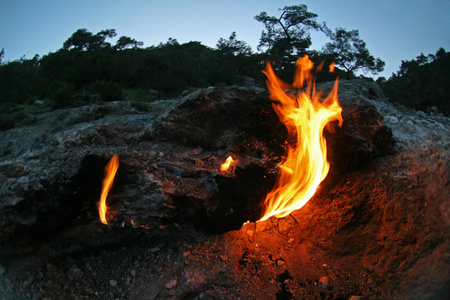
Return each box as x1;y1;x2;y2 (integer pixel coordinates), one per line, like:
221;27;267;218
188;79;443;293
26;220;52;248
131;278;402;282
381;48;450;114
63;28;117;52
254;5;323;66
322;27;385;79
216;32;252;56
0;9;389;112
115;36;144;50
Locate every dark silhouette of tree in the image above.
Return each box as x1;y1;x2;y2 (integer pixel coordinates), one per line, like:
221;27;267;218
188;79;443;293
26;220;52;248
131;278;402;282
381;48;449;114
216;32;252;56
115;36;144;50
322;27;384;79
0;48;4;65
63;28;117;52
255;5;322;65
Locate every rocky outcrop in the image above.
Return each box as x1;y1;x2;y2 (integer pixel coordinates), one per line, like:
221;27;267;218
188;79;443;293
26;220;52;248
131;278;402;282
0;80;448;299
0;82;397;256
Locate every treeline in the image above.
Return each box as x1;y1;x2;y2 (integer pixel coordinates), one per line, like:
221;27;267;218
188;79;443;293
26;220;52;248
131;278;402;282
0;31;264;108
380;47;450;115
0;4;448;117
0;5;386;110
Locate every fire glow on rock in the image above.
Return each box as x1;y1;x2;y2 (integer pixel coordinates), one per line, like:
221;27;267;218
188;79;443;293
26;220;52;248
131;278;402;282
97;55;342;226
259;55;343;221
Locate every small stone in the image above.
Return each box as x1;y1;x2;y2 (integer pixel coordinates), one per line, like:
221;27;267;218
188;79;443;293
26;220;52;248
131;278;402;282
130;270;136;277
416;110;427;118
255;220;267;232
192;148;202;155
247;230;254;237
165;279;177;289
110;279;118;287
349;296;364;300
46;262;57;272
183;251;191;257
149;247;160;253
318;276;330;289
431;106;439;115
68;265;82;281
276;260;285;267
277;218;291;234
288;238;294;244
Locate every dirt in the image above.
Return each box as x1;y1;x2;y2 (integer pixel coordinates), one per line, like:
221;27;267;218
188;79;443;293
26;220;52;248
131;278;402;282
1;145;448;300
0;219;380;300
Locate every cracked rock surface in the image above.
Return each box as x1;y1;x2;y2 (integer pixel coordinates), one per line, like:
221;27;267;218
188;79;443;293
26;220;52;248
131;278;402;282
0;80;448;299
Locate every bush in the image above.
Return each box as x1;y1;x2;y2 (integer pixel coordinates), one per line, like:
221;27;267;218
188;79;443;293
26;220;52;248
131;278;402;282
90;80;123;102
48;80;76;108
124;89;154;102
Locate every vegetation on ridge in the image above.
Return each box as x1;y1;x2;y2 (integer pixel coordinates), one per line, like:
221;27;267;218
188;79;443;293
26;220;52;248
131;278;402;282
0;4;448;130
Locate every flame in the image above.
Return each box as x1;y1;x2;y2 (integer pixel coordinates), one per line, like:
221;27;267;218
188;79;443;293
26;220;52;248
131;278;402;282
99;154;119;224
259;55;343;221
329;62;335;73
220;156;237;172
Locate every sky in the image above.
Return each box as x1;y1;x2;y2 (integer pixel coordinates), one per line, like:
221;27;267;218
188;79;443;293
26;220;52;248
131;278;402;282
0;0;449;79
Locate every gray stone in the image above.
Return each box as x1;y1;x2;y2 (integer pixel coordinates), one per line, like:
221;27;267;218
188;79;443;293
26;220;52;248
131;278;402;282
416;110;427;118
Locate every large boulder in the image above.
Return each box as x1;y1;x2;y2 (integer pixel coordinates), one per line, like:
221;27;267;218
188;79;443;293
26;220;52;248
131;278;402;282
0;82;395;256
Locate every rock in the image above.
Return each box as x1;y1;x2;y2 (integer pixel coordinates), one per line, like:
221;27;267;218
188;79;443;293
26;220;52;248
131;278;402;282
319;80;395;173
0;82;398;256
68;265;82;281
416;110;427;118
255;220;267;232
164;279;177;289
276;260;285;267
232;75;256;87
34;100;44;106
109;279;118;287
147;89;159;99
318;276;330;289
45;263;57;273
277;218;291;235
431;106;439;115
349;296;364;300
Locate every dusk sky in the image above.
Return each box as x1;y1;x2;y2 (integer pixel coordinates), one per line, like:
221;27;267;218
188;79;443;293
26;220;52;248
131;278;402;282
0;0;449;79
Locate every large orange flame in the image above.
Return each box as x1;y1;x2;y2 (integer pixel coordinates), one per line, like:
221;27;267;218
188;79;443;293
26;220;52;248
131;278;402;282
99;154;119;224
259;55;343;221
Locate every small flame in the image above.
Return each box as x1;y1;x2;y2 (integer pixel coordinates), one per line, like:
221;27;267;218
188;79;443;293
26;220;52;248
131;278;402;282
220;156;237;172
99;154;119;224
259;55;343;221
329;62;335;73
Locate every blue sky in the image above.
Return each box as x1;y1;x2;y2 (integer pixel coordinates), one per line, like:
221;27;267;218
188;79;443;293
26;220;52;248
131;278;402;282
0;0;449;79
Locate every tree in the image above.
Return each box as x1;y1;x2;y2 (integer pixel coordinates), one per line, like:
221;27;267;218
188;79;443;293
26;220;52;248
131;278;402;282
255;5;322;64
322;27;384;79
216;32;252;56
115;36;144;50
0;48;4;65
63;28;117;52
